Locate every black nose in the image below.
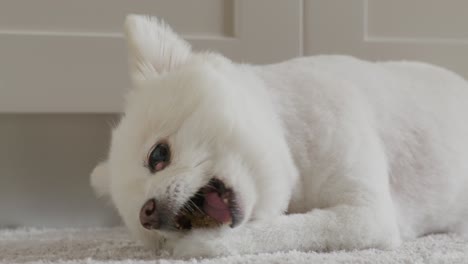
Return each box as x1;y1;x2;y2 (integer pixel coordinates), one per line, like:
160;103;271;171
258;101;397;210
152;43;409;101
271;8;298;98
140;199;160;230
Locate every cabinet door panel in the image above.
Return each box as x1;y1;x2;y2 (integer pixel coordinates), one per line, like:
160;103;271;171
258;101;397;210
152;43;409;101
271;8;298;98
305;0;468;79
0;0;302;112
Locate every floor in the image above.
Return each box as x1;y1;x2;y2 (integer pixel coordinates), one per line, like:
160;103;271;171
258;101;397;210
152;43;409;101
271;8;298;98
1;227;467;264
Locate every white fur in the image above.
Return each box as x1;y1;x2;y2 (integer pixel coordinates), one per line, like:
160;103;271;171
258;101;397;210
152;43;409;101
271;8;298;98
90;162;110;197
124;15;191;81
91;15;468;257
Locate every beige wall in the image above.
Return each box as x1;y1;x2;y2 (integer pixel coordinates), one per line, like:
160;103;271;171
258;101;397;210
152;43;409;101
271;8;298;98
0;114;120;227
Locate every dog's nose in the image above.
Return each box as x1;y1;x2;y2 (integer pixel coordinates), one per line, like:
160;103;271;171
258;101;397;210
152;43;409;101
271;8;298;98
140;198;160;230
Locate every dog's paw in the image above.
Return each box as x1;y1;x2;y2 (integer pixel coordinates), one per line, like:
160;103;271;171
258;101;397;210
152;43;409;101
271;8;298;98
172;239;220;258
171;230;234;258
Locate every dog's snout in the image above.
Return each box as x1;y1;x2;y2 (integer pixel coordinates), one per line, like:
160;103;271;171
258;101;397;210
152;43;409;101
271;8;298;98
140;199;160;230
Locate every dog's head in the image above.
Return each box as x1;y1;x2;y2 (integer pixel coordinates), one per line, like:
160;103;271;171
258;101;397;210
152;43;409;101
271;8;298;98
91;15;298;245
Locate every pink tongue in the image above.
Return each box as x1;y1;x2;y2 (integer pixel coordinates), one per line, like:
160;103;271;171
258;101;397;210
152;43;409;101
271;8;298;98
203;191;231;223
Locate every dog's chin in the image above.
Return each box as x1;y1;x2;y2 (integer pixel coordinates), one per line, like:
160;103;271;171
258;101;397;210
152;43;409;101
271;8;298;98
172;178;243;232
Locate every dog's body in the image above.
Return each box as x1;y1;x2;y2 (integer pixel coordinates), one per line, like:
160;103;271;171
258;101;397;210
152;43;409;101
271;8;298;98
259;56;468;238
91;15;468;257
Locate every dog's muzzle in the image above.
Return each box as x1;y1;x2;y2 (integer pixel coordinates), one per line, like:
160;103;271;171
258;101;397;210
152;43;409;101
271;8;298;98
139;178;242;231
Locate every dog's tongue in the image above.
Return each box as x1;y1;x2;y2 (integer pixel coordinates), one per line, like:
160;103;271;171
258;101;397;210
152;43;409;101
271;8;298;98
203;191;231;223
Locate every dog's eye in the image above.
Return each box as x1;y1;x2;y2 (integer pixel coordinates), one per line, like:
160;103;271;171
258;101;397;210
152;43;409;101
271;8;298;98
148;143;170;172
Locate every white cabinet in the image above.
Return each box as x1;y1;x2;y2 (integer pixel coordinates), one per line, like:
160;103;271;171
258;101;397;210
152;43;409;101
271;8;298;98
304;0;468;79
3;0;467;113
2;1;468;113
0;0;302;113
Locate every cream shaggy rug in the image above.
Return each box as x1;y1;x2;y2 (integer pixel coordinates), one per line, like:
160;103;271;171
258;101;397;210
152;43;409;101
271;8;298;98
1;227;467;264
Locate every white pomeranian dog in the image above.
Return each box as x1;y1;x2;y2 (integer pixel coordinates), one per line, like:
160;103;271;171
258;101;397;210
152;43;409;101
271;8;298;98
90;15;468;257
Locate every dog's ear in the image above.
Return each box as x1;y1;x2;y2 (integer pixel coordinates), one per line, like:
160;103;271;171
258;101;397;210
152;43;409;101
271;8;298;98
90;161;110;198
124;14;192;82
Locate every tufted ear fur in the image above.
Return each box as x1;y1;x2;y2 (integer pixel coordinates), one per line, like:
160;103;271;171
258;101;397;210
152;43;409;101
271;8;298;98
90;161;110;198
124;14;192;82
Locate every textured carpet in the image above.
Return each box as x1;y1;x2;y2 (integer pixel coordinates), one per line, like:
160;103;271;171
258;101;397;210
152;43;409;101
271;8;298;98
1;227;468;264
